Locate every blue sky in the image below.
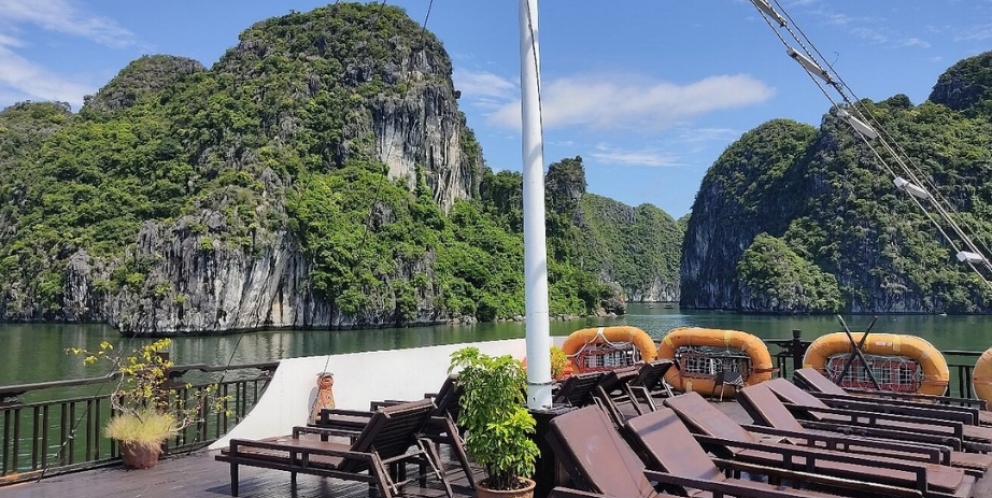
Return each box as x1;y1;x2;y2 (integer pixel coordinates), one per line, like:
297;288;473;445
0;1;990;218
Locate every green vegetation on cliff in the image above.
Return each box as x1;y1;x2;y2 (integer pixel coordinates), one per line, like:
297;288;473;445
0;3;680;331
682;50;992;314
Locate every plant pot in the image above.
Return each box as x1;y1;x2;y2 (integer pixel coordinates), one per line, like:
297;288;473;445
119;441;161;469
476;477;536;498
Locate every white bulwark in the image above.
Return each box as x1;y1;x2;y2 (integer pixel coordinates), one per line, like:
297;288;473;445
209;339;530;449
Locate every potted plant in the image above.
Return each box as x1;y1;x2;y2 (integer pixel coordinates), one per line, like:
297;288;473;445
449;347;540;498
68;339;229;469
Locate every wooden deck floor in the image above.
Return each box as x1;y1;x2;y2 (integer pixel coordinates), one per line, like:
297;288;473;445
2;401;989;498
0;449;479;498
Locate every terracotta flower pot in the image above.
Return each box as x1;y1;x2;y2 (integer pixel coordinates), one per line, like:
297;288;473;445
476;477;536;498
119;441;162;469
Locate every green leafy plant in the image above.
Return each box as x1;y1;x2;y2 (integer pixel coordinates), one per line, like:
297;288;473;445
449;347;539;491
68;339;231;451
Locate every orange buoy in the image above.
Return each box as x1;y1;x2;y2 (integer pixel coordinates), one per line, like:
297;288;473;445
973;347;992;406
560;326;657;374
803;332;949;397
657;327;774;398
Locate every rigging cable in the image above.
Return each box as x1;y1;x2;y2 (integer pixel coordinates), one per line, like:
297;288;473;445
767;0;992;274
748;0;992;291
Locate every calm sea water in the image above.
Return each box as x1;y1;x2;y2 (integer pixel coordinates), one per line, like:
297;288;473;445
2;304;992;387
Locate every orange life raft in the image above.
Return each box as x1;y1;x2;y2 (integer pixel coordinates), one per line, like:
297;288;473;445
560;326;657;374
803;332;949;397
972;347;992;406
657;327;774;398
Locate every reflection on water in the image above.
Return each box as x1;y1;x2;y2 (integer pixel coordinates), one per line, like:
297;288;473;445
2;304;992;387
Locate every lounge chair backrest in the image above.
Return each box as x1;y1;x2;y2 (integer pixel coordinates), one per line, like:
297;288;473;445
624;408;724;482
546;406;658;498
434;374;462;421
631;360;674;390
554;371;606;407
795;368;847;395
343;398;434;473
766;378;830;409
596;366;640;396
662;392;757;443
737;383;807;432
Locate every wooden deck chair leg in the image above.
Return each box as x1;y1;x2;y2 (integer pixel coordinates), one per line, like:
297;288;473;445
230;463;239;497
420;437;455;498
369;454;396;498
443;417;477;489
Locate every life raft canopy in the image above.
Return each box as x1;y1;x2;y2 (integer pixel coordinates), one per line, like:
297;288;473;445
560;326;657;374
803;332;949;397
657;327;775;398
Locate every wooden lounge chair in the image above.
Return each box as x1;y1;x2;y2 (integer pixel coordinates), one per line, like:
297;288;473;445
739;382;992;475
764;378;992;453
626;408;934;498
314;374;475;489
794;368;992;427
626;360;676;410
548;487;632;498
552;371;607;408
662;392;977;497
547;404;914;498
592;365;648;425
215;398;452;498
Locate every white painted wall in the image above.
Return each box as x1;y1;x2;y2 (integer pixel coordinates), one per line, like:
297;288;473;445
209;338;534;449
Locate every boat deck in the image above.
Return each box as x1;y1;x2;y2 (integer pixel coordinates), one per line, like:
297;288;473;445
1;401;989;498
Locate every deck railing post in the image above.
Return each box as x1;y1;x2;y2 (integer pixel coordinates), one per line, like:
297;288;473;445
791;329;803;376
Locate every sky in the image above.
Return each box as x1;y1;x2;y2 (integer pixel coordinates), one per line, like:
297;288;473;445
0;1;990;218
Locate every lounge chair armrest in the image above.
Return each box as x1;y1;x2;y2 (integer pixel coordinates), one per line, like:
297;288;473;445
548;487;624;498
644;467;921;498
692;433;929;491
713;460;925;498
229;438;374;461
787;403;966;440
815;395;978;425
799;419;963;451
294;425;362;438
321;408;375;418
741;423;947;464
841;387;989;410
369;400;405;410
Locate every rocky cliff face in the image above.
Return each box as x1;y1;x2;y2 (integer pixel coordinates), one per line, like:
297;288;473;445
2;4;653;334
546;157;683;303
0;4;481;333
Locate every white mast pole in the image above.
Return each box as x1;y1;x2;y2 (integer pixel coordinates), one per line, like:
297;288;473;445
519;0;552;410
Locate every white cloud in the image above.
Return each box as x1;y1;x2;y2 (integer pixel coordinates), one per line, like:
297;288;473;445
897;37;931;49
676;127;741;144
488;74;774;131
0;43;92;107
588;143;680;168
0;0;135;108
0;0;135;48
453;69;517;110
850;27;887;44
955;23;992;42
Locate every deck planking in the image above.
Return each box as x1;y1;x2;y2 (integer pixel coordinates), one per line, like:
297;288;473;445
0;449;478;498
1;401;988;498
